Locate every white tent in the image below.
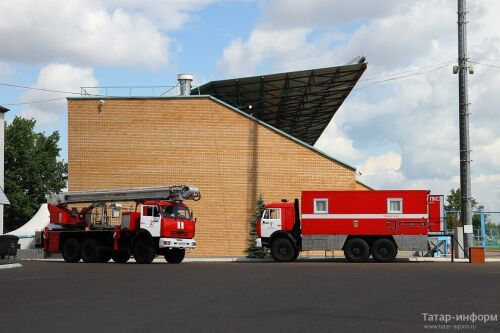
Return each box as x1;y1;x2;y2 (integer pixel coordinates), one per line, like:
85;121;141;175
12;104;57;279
7;204;49;249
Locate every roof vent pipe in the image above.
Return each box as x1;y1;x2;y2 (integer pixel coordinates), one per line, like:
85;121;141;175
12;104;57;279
177;74;193;96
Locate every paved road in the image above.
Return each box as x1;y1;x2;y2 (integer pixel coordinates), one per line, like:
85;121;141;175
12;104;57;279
1;261;499;333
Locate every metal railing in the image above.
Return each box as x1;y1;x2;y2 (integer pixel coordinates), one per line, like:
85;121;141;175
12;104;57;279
445;211;500;249
79;84;201;97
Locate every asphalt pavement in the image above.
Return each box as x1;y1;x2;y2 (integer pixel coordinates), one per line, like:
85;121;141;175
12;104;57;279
1;260;499;333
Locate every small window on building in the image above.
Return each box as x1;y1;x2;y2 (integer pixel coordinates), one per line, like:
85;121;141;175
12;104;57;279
387;198;403;214
314;199;328;214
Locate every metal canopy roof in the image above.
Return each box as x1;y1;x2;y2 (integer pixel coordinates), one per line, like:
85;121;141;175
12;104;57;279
192;62;367;145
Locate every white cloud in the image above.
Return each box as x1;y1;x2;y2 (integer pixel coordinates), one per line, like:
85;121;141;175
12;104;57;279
0;62;14;80
218;0;500;209
259;0;404;29
0;0;213;69
315;123;360;161
217;28;312;77
357;152;405;187
471;174;500;210
477;139;500;170
106;0;215;31
19;64;98;126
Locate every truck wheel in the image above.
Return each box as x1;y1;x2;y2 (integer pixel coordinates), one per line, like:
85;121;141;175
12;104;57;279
62;238;81;263
81;238;101;263
133;238;155;264
344;238;370;262
112;251;130;263
371;238;397;262
164;248;185;264
271;238;297;262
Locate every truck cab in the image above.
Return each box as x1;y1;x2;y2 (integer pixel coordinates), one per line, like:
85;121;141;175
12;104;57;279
123;201;197;250
256;200;301;260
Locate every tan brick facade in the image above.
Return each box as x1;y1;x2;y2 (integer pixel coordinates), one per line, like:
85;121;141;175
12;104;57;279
68;97;365;256
355;180;373;191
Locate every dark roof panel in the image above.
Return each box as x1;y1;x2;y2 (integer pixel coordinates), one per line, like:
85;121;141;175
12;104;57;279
192;63;366;145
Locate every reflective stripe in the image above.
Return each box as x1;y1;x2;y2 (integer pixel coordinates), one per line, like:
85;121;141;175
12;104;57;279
301;213;428;219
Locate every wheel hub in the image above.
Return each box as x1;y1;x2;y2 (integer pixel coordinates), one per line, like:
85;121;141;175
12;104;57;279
378;247;388;256
279;246;289;255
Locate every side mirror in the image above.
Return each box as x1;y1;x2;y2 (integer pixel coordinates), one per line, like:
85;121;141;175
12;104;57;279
195;217;198;223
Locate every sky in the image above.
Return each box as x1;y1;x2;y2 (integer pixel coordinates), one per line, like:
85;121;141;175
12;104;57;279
0;0;499;210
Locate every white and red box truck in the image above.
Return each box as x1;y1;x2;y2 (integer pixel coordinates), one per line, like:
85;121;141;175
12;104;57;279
256;190;444;262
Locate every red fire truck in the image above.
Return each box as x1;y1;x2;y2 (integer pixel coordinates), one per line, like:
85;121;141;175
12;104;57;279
36;185;201;264
256;190;444;262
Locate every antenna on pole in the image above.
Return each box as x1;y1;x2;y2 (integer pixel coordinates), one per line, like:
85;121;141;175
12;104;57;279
456;0;473;256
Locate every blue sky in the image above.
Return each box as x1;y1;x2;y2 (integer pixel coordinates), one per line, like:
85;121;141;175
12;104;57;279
0;0;499;209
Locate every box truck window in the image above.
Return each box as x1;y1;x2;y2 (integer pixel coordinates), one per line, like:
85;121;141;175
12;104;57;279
314;199;328;213
387;199;402;213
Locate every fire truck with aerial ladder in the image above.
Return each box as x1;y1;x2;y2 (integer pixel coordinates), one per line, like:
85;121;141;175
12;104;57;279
256;190;444;262
36;185;201;264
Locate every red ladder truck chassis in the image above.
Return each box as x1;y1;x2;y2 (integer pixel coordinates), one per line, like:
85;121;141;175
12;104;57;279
36;185;201;264
256;190;444;262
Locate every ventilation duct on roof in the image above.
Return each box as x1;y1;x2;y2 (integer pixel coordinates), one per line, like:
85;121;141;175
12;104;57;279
177;74;193;96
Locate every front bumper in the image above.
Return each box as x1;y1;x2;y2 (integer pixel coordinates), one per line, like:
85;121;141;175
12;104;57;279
159;237;196;249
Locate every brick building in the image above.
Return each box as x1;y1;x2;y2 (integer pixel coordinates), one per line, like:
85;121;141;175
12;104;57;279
67;63;370;256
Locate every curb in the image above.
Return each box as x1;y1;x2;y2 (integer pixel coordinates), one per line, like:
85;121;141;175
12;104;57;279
0;263;22;269
18;257;500;263
408;257;500;263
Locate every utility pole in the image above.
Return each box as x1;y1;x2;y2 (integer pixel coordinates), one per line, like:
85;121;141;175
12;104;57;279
457;0;473;255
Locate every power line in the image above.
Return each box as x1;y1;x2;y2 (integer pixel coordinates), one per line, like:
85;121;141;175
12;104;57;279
2;97;68;106
0;82;83;95
359;60;455;82
469;60;500;69
354;62;452;91
0;82;103;106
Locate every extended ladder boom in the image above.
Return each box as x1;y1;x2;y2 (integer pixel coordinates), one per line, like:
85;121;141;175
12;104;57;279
47;185;201;206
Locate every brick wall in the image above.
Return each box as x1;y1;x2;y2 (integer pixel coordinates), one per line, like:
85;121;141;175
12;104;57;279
355;181;372;191
68;97;362;256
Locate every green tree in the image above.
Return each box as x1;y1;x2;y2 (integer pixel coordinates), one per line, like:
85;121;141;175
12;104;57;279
4;117;67;232
445;188;484;229
245;194;268;258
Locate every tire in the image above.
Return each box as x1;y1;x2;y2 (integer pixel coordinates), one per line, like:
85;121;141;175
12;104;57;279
271;238;297;262
164;248;185;264
371;238;398;262
81;238;101;263
62;238;81;263
133;238;155;264
343;238;370;262
112;251;130;263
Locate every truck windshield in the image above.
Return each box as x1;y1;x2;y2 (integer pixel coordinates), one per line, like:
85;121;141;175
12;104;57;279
161;205;191;219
